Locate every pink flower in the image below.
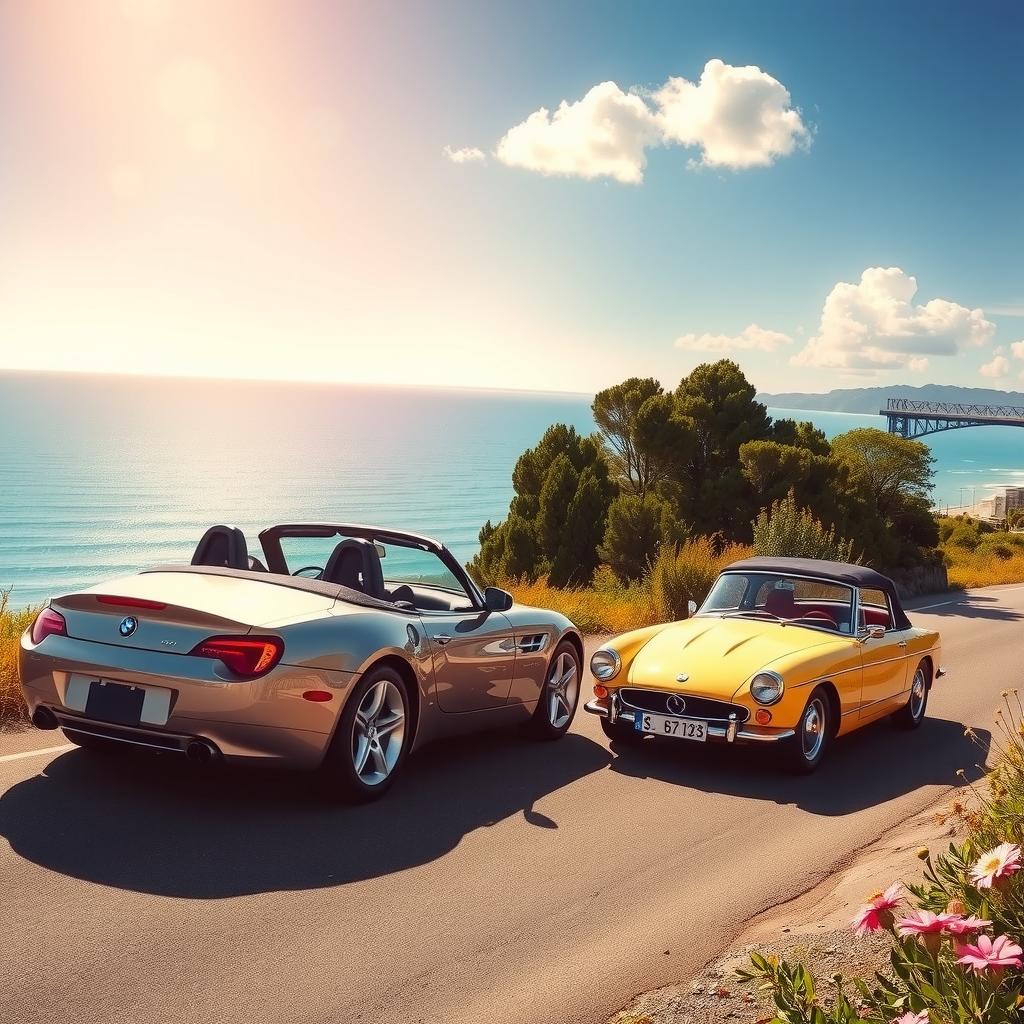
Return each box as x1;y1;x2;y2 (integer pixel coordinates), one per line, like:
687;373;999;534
891;1013;928;1024
897;911;957;954
955;934;1024;974
970;843;1022;890
897;911;955;937
941;915;992;937
852;882;904;935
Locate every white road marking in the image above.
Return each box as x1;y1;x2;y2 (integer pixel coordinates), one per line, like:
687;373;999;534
913;584;1024;612
0;743;75;764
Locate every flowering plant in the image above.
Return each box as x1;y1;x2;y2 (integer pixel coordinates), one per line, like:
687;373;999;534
739;693;1024;1024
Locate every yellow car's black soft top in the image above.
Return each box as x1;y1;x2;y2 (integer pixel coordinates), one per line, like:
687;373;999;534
722;557;912;630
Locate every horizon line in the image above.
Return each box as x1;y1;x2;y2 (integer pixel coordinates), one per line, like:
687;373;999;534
0;366;596;402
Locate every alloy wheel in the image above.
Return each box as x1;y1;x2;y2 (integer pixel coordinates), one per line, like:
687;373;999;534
546;651;579;729
352;679;406;786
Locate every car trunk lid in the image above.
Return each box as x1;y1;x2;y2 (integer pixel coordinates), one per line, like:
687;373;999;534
53;571;336;654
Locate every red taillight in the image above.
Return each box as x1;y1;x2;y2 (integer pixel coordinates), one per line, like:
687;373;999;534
31;607;67;645
302;690;333;702
189;635;284;678
96;595;167;611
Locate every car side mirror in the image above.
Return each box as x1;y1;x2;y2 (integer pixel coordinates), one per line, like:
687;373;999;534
484;586;514;612
687;600;697;617
859;624;886;641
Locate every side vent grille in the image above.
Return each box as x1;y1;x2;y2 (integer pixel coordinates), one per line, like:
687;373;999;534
516;634;548;654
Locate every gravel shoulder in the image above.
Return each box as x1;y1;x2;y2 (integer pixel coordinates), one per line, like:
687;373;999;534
610;793;964;1024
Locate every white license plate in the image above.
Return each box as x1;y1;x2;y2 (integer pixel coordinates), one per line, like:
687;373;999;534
634;712;708;741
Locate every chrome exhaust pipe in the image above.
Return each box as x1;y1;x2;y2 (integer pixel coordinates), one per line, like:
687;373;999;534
31;706;59;730
185;739;219;764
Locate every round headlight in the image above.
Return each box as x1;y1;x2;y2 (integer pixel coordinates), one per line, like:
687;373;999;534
750;670;784;706
590;648;621;681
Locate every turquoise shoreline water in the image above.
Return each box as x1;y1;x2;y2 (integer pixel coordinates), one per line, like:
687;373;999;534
2;374;1022;607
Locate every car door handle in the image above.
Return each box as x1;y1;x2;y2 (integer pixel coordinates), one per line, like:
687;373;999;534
898;640;908;647
433;634;453;645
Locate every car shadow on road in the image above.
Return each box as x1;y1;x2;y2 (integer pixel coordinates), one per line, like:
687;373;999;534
913;593;1024;622
0;730;609;898
607;716;990;816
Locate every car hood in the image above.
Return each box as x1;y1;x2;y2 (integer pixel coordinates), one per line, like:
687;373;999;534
626;616;845;698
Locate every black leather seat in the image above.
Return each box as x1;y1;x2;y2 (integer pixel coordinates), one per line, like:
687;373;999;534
321;539;387;600
191;525;249;570
389;584;416;607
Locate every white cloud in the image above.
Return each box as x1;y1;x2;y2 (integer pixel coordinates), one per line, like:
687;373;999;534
908;356;929;372
494;82;659;184
1010;339;1024;359
675;323;792;353
491;59;808;183
792;267;996;372
443;145;486;165
654;58;810;169
981;354;1010;378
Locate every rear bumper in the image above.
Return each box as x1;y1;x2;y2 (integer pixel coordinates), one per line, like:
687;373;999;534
583;698;795;744
25;696;334;767
19;633;347;769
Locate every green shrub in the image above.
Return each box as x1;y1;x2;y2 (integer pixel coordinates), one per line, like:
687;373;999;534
648;538;751;621
948;521;983;551
752;490;857;562
598;492;667;582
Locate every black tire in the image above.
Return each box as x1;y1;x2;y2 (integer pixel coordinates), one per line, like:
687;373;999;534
600;716;646;745
781;686;833;774
62;728;124;754
320;666;411;803
893;661;930;730
528;641;582;740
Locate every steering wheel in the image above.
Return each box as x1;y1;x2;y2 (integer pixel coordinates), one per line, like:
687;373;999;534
292;566;324;579
800;610;837;627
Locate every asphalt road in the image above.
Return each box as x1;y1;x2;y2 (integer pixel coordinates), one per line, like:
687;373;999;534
2;585;1021;1024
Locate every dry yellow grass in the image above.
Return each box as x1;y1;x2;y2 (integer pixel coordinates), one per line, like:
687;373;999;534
502;575;659;635
502;542;754;635
1;588;36;729
944;548;1024;589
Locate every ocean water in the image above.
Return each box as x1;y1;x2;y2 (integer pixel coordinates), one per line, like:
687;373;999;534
2;374;1022;607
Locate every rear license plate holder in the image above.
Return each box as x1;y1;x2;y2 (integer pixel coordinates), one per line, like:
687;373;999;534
84;680;145;726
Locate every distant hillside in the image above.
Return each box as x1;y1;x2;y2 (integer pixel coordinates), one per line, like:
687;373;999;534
759;383;1024;414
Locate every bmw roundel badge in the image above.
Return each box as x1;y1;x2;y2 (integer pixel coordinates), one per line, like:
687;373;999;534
119;616;138;638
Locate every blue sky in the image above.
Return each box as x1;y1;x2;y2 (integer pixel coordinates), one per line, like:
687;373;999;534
0;0;1021;394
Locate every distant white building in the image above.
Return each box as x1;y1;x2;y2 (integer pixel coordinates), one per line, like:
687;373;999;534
976;486;1024;519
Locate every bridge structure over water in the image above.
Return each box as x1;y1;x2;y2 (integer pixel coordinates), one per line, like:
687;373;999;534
881;398;1024;438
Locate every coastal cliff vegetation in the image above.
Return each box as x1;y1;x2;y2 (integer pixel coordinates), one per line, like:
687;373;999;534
471;359;944;623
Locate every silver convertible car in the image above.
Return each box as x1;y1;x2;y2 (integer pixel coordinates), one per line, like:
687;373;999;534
19;523;584;801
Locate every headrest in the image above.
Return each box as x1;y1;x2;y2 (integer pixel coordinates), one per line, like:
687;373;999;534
322;538;386;599
191;525;249;570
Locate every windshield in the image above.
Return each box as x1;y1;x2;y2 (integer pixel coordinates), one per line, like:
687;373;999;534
698;572;856;634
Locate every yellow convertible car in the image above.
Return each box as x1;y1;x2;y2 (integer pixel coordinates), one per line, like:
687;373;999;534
584;557;944;772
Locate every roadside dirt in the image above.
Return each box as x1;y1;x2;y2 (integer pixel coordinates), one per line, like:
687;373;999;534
609;794;964;1024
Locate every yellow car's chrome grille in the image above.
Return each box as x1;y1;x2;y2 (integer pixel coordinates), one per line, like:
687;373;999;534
619;688;750;724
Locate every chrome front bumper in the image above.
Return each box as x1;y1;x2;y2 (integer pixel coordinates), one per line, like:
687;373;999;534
583;698;795;743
